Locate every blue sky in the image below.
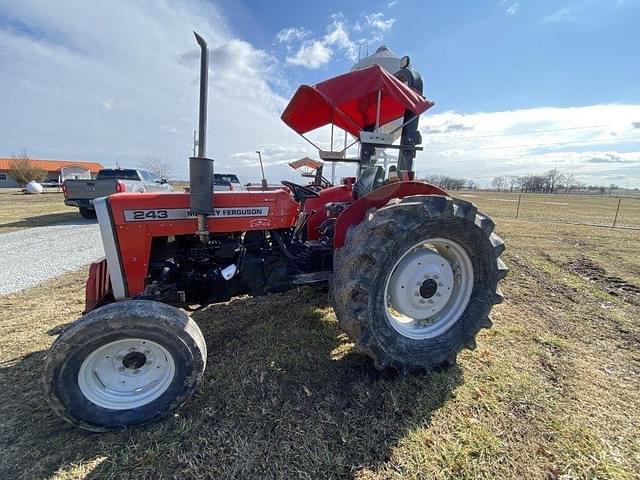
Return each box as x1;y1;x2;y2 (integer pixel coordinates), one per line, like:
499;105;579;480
229;0;640;110
1;0;639;187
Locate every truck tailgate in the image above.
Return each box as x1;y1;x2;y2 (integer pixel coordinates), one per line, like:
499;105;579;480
64;179;120;201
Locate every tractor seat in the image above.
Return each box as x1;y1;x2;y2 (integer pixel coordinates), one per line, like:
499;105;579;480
353;166;385;199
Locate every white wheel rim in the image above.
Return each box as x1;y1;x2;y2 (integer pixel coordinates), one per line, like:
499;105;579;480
384;237;474;340
78;338;175;410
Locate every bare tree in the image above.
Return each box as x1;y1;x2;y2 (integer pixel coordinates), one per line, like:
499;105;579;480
519;174;546;193
7;149;46;186
506;175;520;192
491;176;507;192
545;168;561;194
421;175;468;191
141;156;171;179
562;173;576;193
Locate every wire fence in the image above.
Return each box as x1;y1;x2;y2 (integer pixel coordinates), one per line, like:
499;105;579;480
459;192;640;230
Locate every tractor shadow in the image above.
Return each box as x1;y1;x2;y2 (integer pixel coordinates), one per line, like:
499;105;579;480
0;289;463;479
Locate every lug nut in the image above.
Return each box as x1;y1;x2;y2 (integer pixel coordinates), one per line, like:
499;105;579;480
134;369;140;374
118;366;125;372
145;361;152;366
434;274;439;279
428;299;434;304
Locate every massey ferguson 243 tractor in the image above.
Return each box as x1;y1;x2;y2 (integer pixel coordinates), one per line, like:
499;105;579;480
44;34;507;431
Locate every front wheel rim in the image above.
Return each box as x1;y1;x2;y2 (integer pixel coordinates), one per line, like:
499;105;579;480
78;338;175;410
384;237;474;340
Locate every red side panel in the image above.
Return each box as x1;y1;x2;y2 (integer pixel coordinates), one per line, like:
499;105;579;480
303;183;354;240
108;190;299;296
85;257;110;313
333;181;449;249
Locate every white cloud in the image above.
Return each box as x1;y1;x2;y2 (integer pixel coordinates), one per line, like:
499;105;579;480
102;98;115;110
286;40;332;68
416;104;640;186
365;12;396;31
6;2;633;189
0;0;296;182
506;2;519;15
542;7;573;23
324;19;357;61
388;0;399;8
276;27;309;44
283;12;394;70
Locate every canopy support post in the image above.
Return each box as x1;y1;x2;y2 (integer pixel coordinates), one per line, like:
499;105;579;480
330;124;334;151
340;138;359;153
299;134;323;151
388;114;420;136
375;90;382;131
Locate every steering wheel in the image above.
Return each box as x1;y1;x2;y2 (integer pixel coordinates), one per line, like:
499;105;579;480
281;180;320;202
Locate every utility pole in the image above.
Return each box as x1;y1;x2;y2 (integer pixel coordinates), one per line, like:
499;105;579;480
256;150;268;190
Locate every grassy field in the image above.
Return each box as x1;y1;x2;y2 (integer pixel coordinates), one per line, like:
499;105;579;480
0;192;639;479
459;192;640;230
0;190;78;234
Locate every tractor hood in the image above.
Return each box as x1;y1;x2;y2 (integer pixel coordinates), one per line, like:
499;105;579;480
281;64;434;138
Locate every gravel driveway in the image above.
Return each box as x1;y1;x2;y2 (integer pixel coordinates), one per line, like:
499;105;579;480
0;219;103;295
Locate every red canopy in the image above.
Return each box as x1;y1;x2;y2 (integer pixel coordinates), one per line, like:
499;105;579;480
281;64;434;138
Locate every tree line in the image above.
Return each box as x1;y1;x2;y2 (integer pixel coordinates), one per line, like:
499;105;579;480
421;175;475;191
491;169;620;195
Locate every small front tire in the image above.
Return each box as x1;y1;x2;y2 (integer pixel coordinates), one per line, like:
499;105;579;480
43;300;207;431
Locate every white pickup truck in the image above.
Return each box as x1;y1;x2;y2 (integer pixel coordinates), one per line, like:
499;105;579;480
63;168;172;218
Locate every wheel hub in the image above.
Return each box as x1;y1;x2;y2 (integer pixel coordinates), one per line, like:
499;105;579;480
419;278;438;299
384;238;474;340
78;338;175;410
122;351;147;370
387;248;455;320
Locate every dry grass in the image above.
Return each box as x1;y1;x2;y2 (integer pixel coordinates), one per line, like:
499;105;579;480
0;190;78;234
460;192;640;229
0;196;639;479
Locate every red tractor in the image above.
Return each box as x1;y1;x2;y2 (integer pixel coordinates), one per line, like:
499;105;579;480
44;34;507;431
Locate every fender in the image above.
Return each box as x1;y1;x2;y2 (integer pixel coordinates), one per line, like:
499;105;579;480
333;181;449;249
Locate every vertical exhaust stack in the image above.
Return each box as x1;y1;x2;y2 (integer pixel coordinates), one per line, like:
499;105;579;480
190;32;214;244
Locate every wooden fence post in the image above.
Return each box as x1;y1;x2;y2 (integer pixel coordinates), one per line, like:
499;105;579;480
612;197;622;228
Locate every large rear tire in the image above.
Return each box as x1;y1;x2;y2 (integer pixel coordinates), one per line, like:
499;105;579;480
43;300;207;431
332;195;507;372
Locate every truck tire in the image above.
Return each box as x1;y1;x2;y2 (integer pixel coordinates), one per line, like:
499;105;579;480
43;300;207;431
332;195;507;372
79;206;96;219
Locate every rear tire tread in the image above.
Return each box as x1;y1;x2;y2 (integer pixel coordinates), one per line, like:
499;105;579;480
332;194;507;372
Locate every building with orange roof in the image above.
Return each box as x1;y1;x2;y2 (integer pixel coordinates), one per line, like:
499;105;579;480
0;158;104;188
